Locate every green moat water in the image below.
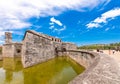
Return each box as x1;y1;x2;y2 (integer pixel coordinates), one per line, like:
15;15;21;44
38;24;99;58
0;56;85;84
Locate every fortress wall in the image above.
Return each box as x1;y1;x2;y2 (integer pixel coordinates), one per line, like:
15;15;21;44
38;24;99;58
13;43;22;57
62;43;77;50
22;30;62;68
69;51;96;68
2;30;120;83
58;50;120;84
2;43;22;58
62;51;120;84
2;44;15;57
58;50;95;68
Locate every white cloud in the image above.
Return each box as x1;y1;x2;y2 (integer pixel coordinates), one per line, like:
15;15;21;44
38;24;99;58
53;26;66;34
50;17;63;26
59;26;66;31
0;0;111;43
0;31;5;36
86;23;100;28
86;8;120;28
49;25;54;29
0;0;110;30
49;17;66;34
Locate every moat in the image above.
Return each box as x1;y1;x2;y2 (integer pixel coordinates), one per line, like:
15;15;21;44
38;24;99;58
0;56;85;84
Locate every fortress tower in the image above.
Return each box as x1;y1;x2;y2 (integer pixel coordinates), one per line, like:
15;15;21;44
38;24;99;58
3;32;22;58
5;32;12;44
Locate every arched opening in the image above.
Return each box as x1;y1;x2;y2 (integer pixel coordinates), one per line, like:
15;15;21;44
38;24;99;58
17;49;21;53
55;47;58;56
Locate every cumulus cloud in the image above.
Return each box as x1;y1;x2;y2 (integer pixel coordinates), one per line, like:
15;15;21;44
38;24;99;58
49;17;66;34
53;26;66;33
59;26;66;31
0;0;110;29
50;17;63;26
86;8;120;28
0;0;110;42
86;23;100;28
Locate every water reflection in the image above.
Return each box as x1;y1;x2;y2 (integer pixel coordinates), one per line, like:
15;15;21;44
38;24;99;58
3;58;22;71
0;57;85;84
0;61;2;67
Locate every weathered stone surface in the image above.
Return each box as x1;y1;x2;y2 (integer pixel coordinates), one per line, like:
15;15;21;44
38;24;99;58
5;32;12;44
22;30;62;68
2;30;120;84
2;31;22;58
21;30;77;68
69;52;120;84
2;43;22;57
2;44;15;57
62;42;77;50
58;50;95;68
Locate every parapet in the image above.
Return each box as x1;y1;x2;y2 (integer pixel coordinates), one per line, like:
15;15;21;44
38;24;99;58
23;30;62;42
62;42;77;50
69;52;120;84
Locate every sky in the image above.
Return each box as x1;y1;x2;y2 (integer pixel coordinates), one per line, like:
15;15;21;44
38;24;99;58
0;0;120;46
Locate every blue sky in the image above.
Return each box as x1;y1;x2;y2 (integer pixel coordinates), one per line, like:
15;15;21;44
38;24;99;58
0;0;120;46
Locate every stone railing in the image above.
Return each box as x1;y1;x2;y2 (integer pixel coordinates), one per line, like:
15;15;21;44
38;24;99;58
58;50;96;68
58;50;120;84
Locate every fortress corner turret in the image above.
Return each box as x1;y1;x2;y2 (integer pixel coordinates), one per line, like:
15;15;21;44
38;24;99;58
5;32;12;44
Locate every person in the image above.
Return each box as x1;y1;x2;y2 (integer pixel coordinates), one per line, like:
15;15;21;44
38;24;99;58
97;49;99;52
112;50;115;54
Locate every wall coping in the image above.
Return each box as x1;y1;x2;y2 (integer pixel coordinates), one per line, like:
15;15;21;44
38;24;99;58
22;30;61;41
3;42;22;45
69;52;120;84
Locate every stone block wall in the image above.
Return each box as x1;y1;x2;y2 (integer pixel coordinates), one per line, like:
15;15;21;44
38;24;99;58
58;50;95;68
22;30;62;68
69;53;120;84
14;43;22;57
2;44;15;57
2;43;22;58
62;42;77;50
58;50;120;84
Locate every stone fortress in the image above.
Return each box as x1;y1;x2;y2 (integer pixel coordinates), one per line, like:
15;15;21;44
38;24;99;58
2;30;77;67
1;30;120;84
2;32;22;58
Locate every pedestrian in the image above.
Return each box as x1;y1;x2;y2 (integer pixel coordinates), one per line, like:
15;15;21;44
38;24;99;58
112;50;115;54
97;49;99;52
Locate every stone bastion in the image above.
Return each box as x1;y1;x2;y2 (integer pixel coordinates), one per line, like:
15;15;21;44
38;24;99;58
1;30;120;84
59;51;120;84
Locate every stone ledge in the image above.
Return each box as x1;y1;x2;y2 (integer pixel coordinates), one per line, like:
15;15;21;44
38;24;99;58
69;52;120;84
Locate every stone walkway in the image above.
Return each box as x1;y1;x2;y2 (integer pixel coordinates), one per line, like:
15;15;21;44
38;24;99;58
69;51;120;84
102;50;120;62
102;50;120;69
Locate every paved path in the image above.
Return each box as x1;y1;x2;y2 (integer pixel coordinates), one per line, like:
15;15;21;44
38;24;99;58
70;50;120;84
93;50;120;69
102;50;120;62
